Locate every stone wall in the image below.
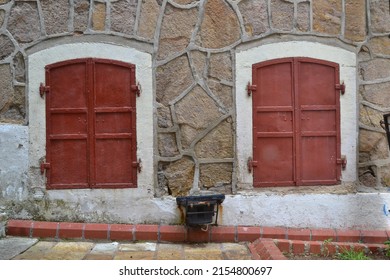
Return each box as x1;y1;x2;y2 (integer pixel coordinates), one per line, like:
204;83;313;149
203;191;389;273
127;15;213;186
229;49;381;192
0;0;389;199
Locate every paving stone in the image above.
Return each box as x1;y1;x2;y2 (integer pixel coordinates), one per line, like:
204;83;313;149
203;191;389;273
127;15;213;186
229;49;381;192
90;242;119;254
0;237;38;260
84;254;114;260
13;241;58;260
118;242;157;251
114;251;155;260
156;243;184;259
42;242;94;260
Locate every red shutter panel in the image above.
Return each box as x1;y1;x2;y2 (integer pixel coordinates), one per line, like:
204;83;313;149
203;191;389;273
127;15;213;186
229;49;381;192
296;58;341;185
45;59;137;189
46;60;89;189
252;58;295;186
252;58;341;187
93;60;137;188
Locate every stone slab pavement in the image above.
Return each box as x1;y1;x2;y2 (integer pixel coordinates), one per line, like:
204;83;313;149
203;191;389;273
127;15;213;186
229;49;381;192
0;237;253;260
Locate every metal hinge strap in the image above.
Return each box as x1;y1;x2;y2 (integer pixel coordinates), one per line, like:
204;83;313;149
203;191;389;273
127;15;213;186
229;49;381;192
247;82;257;96
39;83;50;98
132;158;142;173
336;155;347;170
40;162;50;175
131;83;141;97
247;157;258;173
335;83;346;95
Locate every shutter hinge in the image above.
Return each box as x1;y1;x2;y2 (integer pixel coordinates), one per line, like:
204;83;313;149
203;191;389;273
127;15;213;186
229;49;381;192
335;82;346;95
247;82;257;96
337;155;347;170
131;82;141;97
247;157;258;173
132;158;142;173
40;162;50;175
39;83;50;98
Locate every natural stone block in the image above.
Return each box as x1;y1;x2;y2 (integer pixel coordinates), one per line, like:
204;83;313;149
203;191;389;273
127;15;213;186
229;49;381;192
74;0;90;32
271;0;294;31
0;64;13;113
173;0;198;4
157;105;173;128
208;80;233;109
138;0;160;40
156;55;193;106
41;0;69;35
92;2;106;31
359;166;377;187
0;0;11;3
179;125;198;149
190;50;207;79
163;157;195;196
199;163;232;189
157;4;198;60
176;86;223;148
195;118;234;158
198;0;240;49
0;34;14;60
370;0;390;33
111;0;137;35
362;82;390;107
158;133;179;157
380;164;390;186
238;0;269;37
360;59;390;81
359;104;383;129
297;1;310;32
0;10;5;28
209;52;232;82
8;1;41;43
359;129;388;161
358;45;371;62
13;52;25;83
0;86;26;123
313;0;342;35
345;0;366;41
367;37;390;56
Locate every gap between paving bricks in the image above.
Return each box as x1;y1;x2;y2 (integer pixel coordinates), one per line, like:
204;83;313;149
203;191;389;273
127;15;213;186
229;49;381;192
5;220;390;260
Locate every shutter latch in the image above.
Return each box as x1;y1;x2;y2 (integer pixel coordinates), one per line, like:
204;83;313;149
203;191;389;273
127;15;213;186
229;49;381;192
132;158;142;173
247;157;258;173
247;82;257;96
40;162;50;175
39;83;50;98
337;155;347;170
335;82;346;95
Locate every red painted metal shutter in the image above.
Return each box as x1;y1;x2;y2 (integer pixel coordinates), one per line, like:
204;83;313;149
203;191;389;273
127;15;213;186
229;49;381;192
45;58;137;189
252;58;341;187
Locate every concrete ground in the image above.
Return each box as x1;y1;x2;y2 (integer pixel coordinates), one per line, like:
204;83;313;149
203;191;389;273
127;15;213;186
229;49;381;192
0;237;252;260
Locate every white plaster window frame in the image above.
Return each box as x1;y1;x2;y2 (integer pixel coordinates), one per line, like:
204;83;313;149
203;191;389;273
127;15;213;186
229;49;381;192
235;41;357;186
28;43;154;191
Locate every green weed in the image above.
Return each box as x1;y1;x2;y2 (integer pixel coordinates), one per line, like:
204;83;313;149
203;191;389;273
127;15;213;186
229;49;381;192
337;248;371;260
385;241;390;258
